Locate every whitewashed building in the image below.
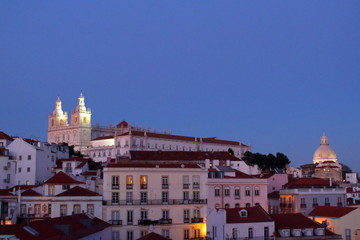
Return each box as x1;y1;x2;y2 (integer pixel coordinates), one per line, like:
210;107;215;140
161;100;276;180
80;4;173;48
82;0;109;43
207;206;275;240
102;161;208;240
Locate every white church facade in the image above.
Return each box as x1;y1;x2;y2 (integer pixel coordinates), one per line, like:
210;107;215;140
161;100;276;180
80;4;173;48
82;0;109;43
47;94;251;161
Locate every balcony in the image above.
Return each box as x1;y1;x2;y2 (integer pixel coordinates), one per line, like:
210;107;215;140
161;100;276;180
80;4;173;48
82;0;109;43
140;184;147;189
300;204;307;209
126;184;133;189
193;183;200;189
109;219;122;225
162;184;169;189
138;219;158;226
112;184;119;190
102;199;207;206
191;217;204;223
159;218;172;225
183;183;190;189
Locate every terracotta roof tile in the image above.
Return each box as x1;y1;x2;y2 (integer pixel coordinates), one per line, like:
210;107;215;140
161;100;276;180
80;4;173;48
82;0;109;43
130;150;240;161
44;171;84;184
22;189;42;196
0;131;13;141
56;186;100;197
91;135;114;141
226;206;273;223
309;206;357;218
284;177;332;188
268;191;280;199
107;162;201;169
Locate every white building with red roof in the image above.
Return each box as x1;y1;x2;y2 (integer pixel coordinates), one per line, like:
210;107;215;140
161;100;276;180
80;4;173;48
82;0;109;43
15;171;102;221
207;206;275;240
271;213;341;239
102;161;208;240
0;133;69;189
279;178;347;216
207;166;268;211
309;206;360;240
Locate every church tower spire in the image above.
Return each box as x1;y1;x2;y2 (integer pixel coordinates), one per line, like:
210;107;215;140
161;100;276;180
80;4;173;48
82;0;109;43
321;132;328;145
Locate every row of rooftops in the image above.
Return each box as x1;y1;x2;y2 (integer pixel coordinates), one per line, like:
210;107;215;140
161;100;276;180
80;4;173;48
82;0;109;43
0;214;109;240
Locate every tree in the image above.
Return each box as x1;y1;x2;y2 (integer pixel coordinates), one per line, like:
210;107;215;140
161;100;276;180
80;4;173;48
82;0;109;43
242;151;290;171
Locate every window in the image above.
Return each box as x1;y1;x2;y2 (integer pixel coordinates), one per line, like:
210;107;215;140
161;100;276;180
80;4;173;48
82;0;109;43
141;192;147;204
112;231;120;240
162;192;169;204
48;204;52;214
34;204;41;216
140;210;148;220
193;176;200;188
300;198;306;208
162;210;169;219
240;209;247;217
248;227;254;239
140;175;147;189
224;187;230;196
345;229;351;240
225;203;230;208
73;204;81;214
49;185;55;196
183;209;190;223
127;210;133;225
183;191;189;201
62;185;70;190
246;203;251;207
27;167;31;172
18;155;22;160
127;231;133;240
112;176;119;189
162;229;170;238
184;229;190;240
162;176;169;189
313;198;318;207
28;155;31;160
112;192;119;204
234;187;240;199
18;167;22;173
254;187;260;196
325;197;330;206
193;209;200;218
232;228;238;239
245;187;251;196
193;191;200;201
194;229;200;238
264;226;269;240
235;203;240;208
183;176;189;189
338;197;343;206
87;204;94;215
126;192;133;204
215;187;220;196
60;204;67;216
126;175;133;189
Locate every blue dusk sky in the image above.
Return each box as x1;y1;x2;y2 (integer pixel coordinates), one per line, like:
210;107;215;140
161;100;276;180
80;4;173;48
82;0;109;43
1;1;360;173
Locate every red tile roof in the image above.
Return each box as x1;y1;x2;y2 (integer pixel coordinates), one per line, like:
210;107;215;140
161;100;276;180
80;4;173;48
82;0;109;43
346;187;360;193
226;206;273;223
268;191;280;199
116;120;129;128
44;171;84;184
309;206;358;218
0;131;13;141
22;189;42;196
91;135;114;141
130;151;240;161
137;232;171;240
0;214;110;240
284;177;332;188
55;157;88;169
9;185;39;191
56;186;100;197
0;189;13;196
270;213;339;236
119;130;249;147
107;162;201;169
224;170;255;179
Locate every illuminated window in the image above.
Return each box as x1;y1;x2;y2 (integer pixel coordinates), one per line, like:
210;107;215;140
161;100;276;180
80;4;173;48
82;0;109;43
140;176;147;189
83;117;87;123
126;175;133;189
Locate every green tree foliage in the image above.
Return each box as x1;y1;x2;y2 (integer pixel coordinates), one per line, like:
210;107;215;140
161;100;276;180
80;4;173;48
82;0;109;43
242;151;290;170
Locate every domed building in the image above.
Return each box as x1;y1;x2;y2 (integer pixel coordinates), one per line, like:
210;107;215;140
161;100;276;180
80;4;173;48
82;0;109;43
313;134;337;164
313;134;342;182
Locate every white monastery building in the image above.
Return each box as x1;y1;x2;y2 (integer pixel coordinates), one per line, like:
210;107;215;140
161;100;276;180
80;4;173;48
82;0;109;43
47;94;251;161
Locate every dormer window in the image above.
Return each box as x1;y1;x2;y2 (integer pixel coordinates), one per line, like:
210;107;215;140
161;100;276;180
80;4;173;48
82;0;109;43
239;209;247;217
